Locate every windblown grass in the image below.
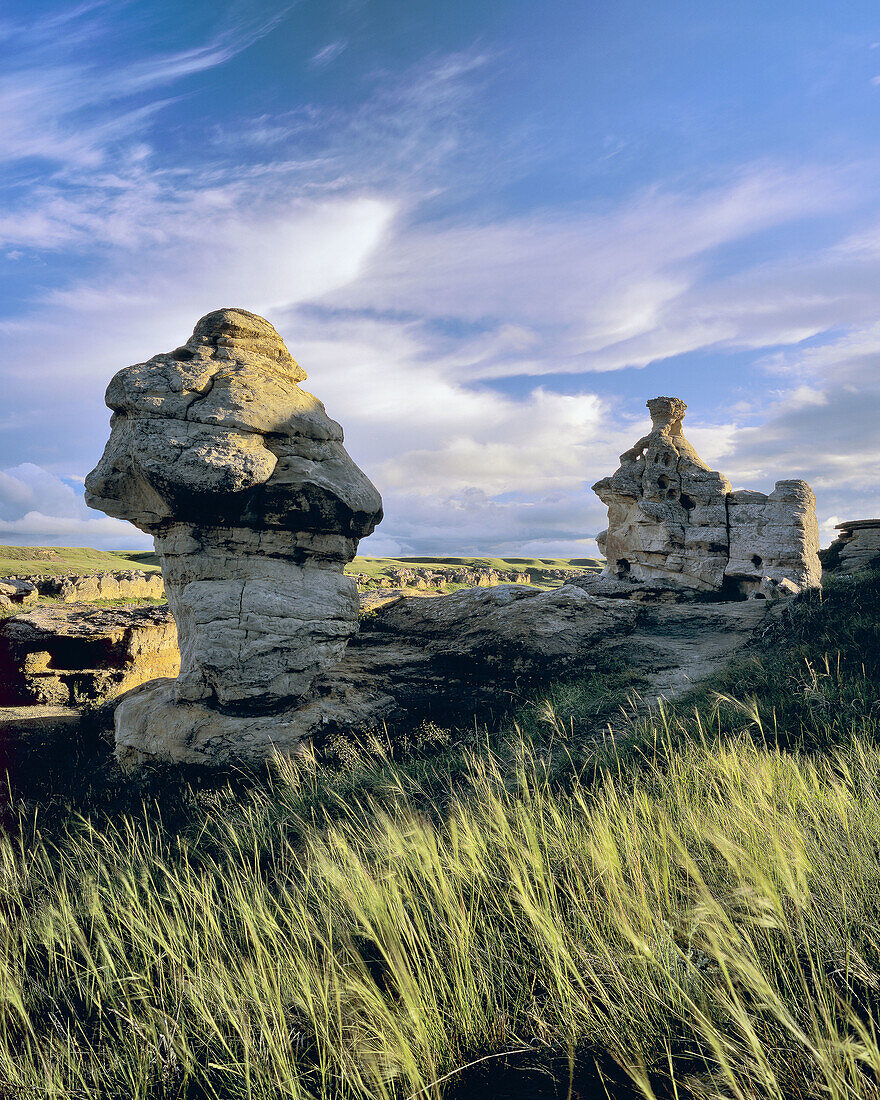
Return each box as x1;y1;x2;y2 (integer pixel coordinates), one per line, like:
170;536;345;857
0;567;878;1098
4;730;880;1098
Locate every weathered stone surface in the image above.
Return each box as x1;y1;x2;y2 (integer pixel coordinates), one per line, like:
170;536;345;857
0;570;164;604
0;578;38;609
0;605;178;707
87;580;774;766
324;583;775;728
592;397;821;598
820;519;880;575
85;308;382;765
112;585;644;764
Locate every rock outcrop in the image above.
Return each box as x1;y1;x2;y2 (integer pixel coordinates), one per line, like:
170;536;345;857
0;579;38;611
592;397;821;598
0;605;178;707
0;570;164;604
85;308;383;766
351;566;533;592
820;520;880;576
323;583;775;728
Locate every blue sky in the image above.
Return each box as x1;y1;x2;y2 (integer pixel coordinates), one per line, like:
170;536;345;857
0;0;878;556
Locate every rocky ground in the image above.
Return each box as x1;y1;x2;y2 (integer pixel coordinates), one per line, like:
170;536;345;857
1;575;778;767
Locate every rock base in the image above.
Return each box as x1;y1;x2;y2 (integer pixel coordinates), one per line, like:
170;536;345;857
113;676;393;768
111;582;780;769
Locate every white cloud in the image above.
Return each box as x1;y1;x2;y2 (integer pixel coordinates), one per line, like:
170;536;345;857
2;196;396;399
322;165;850;377
310;41;347;68
0;464;148;549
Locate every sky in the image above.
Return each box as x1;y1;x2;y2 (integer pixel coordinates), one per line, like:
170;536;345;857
0;0;878;558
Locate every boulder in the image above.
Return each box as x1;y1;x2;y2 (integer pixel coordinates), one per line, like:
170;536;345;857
336;585;640;715
592;397;821;598
85;308;383;766
0;605;179;707
820;519;880;575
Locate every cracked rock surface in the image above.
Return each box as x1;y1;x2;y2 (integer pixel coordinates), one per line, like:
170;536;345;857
85;308;382;766
592;397;821;598
820;519;880;576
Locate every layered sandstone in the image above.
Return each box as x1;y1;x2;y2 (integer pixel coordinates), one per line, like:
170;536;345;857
592;397;821;598
85;308;383;765
0;570;164;604
820;520;880;576
0;604;178;707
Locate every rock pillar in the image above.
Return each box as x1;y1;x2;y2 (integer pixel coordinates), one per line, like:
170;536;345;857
85;308;383;765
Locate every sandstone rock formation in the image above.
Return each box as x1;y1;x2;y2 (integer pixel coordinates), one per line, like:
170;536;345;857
592;397;821;598
354;565;533;592
0;578;38;612
0;569;164;604
324;582;775;728
820;520;880;575
0;605;178;707
85;308;382;765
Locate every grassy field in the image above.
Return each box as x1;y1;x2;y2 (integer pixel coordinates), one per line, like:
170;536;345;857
0;545;160;576
349;555;602;591
0;568;878;1098
0;547;600;591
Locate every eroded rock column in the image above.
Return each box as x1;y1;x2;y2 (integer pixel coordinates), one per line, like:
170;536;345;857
592;396;821;598
592;397;732;591
85;308;383;765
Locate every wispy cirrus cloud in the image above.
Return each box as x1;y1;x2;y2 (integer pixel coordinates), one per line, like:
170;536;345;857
323;163;857;377
310;40;347;68
0;2;290;171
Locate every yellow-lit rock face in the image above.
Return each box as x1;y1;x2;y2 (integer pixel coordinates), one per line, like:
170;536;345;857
0;605;179;708
592;396;821;598
85;308;383;767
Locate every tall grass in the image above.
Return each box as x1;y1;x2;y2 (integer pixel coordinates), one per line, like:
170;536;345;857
1;567;878;1098
3;725;880;1097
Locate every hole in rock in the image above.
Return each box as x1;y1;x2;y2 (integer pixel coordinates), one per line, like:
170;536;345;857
719;576;748;601
679;493;695;512
616;558;630;579
751;554;763;568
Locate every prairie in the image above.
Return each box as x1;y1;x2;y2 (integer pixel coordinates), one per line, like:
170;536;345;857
0;567;877;1098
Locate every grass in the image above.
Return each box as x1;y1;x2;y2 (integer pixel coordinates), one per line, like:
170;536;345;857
0;546;161;577
0;546;602;598
0;567;878;1098
346;556;603;591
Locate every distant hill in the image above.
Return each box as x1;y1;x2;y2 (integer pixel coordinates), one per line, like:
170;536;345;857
0;546;161;576
349;555;603;590
0;547;604;590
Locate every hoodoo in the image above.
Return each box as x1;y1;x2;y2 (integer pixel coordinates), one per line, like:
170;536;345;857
86;308;383;765
592;397;821;598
